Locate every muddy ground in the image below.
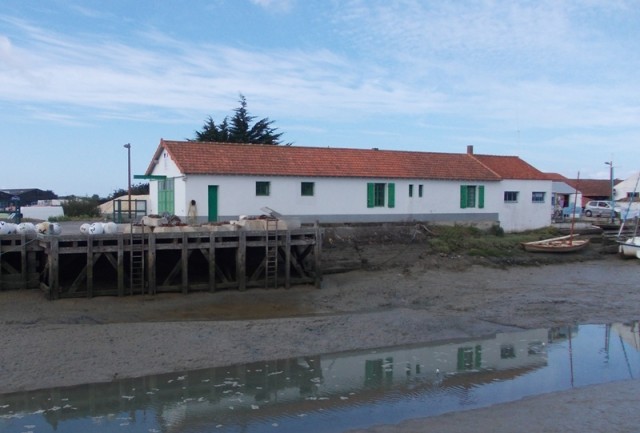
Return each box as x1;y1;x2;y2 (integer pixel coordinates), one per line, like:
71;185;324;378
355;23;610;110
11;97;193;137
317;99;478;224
0;228;638;432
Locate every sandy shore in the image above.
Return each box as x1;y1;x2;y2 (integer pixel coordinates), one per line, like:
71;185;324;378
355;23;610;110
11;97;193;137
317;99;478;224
1;244;639;431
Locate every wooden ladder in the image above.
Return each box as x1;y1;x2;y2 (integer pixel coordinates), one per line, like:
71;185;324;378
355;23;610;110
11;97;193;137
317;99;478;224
265;218;278;289
129;225;145;295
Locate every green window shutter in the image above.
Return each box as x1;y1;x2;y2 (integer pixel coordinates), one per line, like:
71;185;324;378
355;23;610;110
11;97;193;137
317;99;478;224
478;185;485;209
460;185;468;209
475;345;483;368
457;347;465;370
367;183;374;208
387;183;395;208
167;189;175;214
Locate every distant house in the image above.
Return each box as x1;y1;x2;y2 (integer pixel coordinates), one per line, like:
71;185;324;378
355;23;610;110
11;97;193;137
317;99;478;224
143;140;553;232
544;173;580;211
0;188;57;207
563;178;618;206
0;188;61;220
612;172;640;201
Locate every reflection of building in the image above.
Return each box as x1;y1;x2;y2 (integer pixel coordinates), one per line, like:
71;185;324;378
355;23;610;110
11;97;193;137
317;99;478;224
0;327;551;432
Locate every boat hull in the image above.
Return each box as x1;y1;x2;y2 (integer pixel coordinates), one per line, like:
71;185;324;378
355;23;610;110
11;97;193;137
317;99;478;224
618;237;640;257
521;235;590;253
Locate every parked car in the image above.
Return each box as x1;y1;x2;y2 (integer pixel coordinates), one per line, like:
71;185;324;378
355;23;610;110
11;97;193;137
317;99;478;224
583;200;618;218
561;204;582;219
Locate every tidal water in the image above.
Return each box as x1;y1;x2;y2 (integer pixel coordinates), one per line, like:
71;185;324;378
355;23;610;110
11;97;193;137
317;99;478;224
1;322;638;433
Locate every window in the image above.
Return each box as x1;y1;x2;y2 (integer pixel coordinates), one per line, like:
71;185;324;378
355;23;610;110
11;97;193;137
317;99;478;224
256;181;270;196
301;182;314;196
532;191;546;203
627;192;639;199
409;184;414;197
500;344;516;359
457;345;482;371
374;183;385;206
460;185;485;209
367;183;395;208
158;178;174;214
418;185;423;198
504;191;519;203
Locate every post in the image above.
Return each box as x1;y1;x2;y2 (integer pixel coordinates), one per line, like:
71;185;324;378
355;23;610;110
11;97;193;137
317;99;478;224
124;143;132;222
605;160;614;223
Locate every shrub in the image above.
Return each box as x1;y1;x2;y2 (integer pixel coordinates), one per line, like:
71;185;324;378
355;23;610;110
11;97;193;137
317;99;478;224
62;198;100;218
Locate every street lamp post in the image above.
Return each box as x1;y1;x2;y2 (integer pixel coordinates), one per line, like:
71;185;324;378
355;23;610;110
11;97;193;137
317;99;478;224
605;160;614;223
124;143;132;222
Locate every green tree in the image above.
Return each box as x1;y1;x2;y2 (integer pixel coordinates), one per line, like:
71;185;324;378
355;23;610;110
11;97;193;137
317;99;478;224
193;95;286;145
107;183;149;201
62;197;101;218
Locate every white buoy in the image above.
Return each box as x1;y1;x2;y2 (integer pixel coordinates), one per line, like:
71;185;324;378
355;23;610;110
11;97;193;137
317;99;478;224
36;222;50;234
88;222;104;235
80;223;91;234
50;223;62;235
0;221;17;235
103;221;118;234
16;222;36;234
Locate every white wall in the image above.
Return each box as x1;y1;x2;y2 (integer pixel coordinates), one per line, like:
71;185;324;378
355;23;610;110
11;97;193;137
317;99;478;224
21;206;64;220
495;180;553;232
181;175;504;223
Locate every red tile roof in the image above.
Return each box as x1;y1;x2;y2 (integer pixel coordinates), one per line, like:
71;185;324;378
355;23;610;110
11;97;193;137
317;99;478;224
146;140;545;182
564;178;619;197
543;172;569;181
471;154;549;180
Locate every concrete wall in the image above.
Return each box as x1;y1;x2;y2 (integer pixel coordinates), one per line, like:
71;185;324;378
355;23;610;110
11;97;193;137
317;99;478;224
20;206;64;220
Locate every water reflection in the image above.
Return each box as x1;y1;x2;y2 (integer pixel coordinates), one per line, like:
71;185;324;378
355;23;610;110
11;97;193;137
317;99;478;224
1;322;638;433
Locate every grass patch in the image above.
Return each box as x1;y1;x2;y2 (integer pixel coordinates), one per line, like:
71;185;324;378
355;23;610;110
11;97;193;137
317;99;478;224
426;225;563;257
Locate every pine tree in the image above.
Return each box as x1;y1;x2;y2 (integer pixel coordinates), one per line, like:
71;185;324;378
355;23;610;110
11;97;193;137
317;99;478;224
193;95;285;145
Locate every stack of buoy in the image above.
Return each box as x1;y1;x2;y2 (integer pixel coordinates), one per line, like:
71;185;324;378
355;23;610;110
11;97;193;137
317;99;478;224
80;222;119;235
0;221;62;236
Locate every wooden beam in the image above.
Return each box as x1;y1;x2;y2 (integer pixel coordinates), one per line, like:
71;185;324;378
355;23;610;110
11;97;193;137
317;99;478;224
237;231;246;291
314;223;322;289
86;239;93;298
21;234;27;288
49;237;59;299
285;231;291;289
148;232;157;295
208;232;216;292
117;236;124;296
181;233;188;294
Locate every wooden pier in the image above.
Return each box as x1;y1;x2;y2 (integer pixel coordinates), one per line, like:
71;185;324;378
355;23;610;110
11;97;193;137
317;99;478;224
0;227;322;299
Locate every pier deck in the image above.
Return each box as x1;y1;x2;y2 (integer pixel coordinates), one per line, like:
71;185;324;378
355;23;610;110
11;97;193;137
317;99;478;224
0;227;322;299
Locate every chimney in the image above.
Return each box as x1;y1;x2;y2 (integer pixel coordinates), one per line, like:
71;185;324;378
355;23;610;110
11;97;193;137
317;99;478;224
466;145;474;155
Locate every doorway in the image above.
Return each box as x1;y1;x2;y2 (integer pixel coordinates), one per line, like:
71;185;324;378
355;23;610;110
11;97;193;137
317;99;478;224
208;185;218;222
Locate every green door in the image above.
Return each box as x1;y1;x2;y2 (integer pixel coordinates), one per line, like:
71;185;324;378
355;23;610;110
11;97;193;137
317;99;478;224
208;185;218;222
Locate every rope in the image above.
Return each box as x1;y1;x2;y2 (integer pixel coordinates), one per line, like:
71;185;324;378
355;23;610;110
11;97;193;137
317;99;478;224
0;236;40;257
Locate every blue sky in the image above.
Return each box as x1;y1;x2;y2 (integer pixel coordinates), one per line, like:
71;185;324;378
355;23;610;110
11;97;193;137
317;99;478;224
1;0;638;197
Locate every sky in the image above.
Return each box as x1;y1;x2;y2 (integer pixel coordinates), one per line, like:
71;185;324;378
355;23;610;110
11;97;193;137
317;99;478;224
1;0;639;197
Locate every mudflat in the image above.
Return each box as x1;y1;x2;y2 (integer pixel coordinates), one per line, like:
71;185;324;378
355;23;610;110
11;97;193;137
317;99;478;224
0;243;638;432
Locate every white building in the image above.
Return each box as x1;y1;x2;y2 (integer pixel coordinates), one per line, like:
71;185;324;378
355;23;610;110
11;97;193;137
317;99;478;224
142;140;553;232
614;172;640;201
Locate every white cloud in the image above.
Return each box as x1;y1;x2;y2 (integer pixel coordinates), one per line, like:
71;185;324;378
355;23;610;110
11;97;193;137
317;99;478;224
0;2;639;152
249;0;294;13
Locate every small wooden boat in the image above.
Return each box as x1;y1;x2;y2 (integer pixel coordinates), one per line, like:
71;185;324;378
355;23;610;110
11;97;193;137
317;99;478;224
523;171;590;253
521;235;590;253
